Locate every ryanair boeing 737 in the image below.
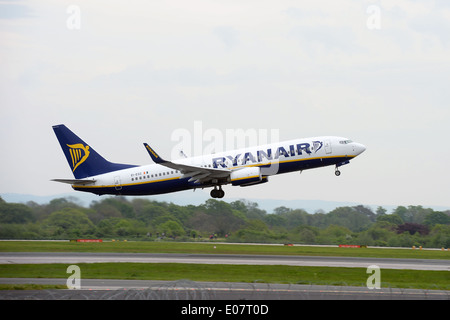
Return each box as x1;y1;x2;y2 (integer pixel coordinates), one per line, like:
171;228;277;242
52;124;366;198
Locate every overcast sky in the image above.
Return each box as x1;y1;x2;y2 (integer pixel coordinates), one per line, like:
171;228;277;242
1;0;449;209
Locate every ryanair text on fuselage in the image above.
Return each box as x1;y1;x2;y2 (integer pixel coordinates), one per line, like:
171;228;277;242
212;141;321;168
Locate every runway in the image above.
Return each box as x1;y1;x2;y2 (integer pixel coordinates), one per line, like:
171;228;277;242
1;252;448;300
1;252;449;271
0;278;449;300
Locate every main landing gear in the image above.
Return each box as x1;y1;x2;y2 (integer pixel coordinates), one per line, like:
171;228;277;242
210;186;225;198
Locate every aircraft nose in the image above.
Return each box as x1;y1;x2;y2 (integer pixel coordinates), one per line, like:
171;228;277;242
355;143;366;155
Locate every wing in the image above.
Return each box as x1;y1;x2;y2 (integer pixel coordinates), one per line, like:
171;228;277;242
144;143;230;184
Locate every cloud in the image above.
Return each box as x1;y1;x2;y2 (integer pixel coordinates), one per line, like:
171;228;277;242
409;12;450;46
289;24;361;55
0;1;449;207
213;26;239;48
0;2;35;20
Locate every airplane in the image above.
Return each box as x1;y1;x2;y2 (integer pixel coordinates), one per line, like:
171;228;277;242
52;124;366;198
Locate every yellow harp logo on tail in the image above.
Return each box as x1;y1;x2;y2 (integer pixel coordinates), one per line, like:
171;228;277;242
67;144;90;172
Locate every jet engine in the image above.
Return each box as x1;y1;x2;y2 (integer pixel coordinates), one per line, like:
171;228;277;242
230;167;268;186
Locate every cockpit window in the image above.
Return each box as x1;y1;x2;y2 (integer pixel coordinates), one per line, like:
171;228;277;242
339;140;353;144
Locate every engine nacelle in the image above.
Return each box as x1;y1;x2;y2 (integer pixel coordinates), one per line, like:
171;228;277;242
239;175;269;187
230;167;263;186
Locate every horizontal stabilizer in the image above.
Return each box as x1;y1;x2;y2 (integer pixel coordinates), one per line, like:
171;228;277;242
52;179;96;185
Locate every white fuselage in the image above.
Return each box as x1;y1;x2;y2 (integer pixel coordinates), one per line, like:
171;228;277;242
71;136;366;196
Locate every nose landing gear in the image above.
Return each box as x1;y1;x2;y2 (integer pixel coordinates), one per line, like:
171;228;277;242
335;160;350;176
210;186;225;198
335;167;341;176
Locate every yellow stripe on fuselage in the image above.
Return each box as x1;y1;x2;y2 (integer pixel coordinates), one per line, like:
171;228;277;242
72;155;354;189
72;176;180;189
231;175;260;182
230;154;355;170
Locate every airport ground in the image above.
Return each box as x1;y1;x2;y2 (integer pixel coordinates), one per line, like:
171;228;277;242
0;241;449;302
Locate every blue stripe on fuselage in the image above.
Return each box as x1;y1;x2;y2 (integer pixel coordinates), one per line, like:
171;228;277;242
73;177;192;196
73;155;353;196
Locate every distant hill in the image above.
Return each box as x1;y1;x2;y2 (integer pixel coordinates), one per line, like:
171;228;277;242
1;192;449;214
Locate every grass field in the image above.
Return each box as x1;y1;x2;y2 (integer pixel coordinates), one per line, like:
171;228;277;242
1;240;449;259
0;241;449;290
0;263;449;290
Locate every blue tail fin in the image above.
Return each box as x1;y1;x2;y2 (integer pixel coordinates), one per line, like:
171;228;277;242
53;124;137;179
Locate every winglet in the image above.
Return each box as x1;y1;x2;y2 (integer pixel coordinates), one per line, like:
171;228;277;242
143;143;166;164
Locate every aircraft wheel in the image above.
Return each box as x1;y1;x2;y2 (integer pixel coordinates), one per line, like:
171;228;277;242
210;188;225;198
335;170;341;176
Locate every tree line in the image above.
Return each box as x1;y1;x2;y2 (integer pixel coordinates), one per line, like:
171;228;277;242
0;196;449;248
